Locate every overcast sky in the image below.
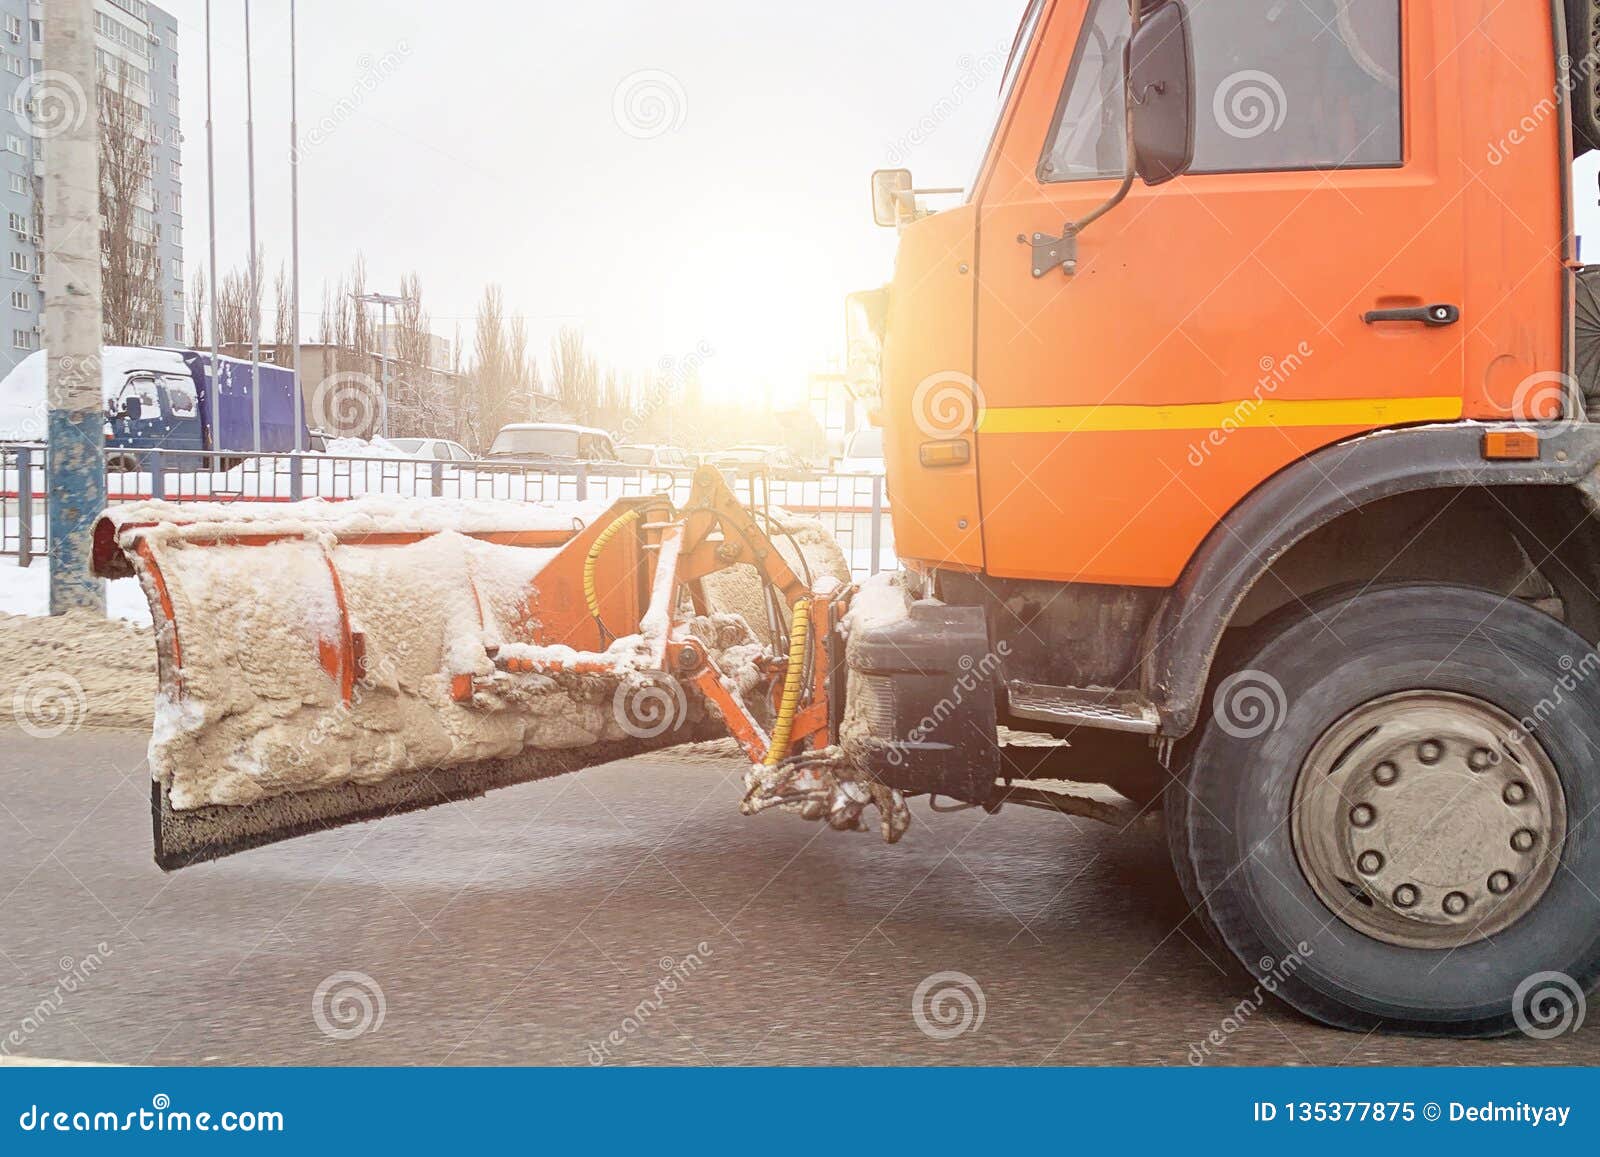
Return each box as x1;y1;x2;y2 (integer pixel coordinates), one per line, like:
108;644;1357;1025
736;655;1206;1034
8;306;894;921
159;0;1027;402
159;1;1600;402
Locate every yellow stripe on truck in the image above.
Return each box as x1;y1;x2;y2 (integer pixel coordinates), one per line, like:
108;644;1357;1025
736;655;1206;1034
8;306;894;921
977;396;1465;435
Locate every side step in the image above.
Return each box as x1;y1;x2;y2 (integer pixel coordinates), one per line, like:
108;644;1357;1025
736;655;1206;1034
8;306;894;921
1006;680;1161;735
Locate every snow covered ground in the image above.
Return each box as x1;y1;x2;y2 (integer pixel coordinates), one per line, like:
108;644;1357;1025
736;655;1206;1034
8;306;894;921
0;557;151;625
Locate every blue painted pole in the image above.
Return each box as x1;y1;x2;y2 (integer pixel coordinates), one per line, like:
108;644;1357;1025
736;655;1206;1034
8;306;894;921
43;0;106;616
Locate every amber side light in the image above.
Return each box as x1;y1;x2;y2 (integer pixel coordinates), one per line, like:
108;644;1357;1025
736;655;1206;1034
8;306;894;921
1481;430;1540;461
919;440;970;467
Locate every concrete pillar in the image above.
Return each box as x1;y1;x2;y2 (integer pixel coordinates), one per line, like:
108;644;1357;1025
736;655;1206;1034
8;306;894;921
44;0;107;615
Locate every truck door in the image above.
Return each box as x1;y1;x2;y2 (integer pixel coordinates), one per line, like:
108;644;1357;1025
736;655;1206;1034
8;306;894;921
973;0;1466;588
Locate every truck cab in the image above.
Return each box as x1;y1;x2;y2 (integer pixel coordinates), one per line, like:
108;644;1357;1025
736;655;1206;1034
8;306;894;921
843;0;1600;1035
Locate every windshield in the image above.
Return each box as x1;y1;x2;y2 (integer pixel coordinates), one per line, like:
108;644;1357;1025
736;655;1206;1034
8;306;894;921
718;448;770;464
970;0;1046;193
617;446;654;465
388;438;425;453
490;428;580;457
844;427;883;459
158;373;197;417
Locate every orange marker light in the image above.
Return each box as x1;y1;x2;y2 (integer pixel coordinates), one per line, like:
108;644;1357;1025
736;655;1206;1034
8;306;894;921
919;440;971;468
1482;430;1541;461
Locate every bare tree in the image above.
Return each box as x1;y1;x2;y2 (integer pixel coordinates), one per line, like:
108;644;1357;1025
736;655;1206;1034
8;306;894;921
272;260;293;358
467;284;511;449
99;60;162;345
216;265;250;345
549;325;600;423
389;271;450;438
187;267;207;349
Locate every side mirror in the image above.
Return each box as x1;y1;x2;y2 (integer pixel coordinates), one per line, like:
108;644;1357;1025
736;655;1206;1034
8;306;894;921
123;395;143;422
1129;1;1195;186
870;169;914;227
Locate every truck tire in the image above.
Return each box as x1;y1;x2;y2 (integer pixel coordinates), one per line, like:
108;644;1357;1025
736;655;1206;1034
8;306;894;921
1167;584;1600;1036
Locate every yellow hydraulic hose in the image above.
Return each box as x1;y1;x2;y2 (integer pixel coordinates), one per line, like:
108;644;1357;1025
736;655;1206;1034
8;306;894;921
584;509;641;623
763;603;812;767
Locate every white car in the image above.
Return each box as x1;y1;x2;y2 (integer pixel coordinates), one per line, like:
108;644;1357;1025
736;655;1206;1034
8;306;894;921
617;443;694;470
386;437;475;463
835;426;885;475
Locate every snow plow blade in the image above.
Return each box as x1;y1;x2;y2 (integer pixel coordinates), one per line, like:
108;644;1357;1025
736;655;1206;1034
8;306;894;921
92;471;879;869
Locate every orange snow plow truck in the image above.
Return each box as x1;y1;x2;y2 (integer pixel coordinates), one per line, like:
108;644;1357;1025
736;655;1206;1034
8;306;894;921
95;0;1600;1036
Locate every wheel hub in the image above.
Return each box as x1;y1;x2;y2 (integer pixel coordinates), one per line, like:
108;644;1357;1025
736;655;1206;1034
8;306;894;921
1291;691;1565;949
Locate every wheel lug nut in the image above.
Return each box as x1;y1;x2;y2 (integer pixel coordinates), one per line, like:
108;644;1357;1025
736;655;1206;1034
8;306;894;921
1357;850;1384;875
1373;761;1400;786
1503;782;1529;805
1443;891;1470;916
1349;804;1376;829
1468;747;1496;772
1418;740;1444;765
1488;871;1515;895
1392;884;1419;908
1511;828;1538;853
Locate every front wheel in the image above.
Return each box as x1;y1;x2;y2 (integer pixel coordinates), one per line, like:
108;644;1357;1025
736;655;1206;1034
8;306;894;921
1168;585;1600;1037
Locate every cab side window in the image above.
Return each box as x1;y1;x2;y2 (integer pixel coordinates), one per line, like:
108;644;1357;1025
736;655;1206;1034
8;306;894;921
1041;0;1402;181
1039;0;1129;181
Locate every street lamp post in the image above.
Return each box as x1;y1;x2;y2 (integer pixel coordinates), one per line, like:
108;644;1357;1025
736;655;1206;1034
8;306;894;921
353;292;407;439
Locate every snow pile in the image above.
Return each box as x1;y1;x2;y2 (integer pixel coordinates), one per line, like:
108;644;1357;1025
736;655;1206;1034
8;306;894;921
104;492;605;542
0;611;157;731
320;436;411;458
839;569;912;640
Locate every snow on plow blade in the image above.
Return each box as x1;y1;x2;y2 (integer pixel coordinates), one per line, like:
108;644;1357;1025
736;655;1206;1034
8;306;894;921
92;495;727;869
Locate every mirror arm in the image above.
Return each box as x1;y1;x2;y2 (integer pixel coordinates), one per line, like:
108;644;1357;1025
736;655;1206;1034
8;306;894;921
1072;0;1142;235
1029;0;1143;278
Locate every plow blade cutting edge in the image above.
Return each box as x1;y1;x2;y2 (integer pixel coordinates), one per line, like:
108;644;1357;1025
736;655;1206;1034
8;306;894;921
91;470;872;868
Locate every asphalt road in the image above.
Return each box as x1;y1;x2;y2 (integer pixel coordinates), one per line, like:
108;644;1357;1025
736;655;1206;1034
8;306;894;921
1;726;1595;1067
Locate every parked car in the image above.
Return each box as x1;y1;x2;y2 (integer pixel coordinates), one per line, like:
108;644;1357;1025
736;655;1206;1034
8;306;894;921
834;425;885;475
710;443;813;478
487;423;621;468
617;443;694;470
387;437;474;463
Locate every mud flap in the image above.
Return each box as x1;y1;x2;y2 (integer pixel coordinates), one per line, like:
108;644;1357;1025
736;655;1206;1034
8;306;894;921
844;602;1001;803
